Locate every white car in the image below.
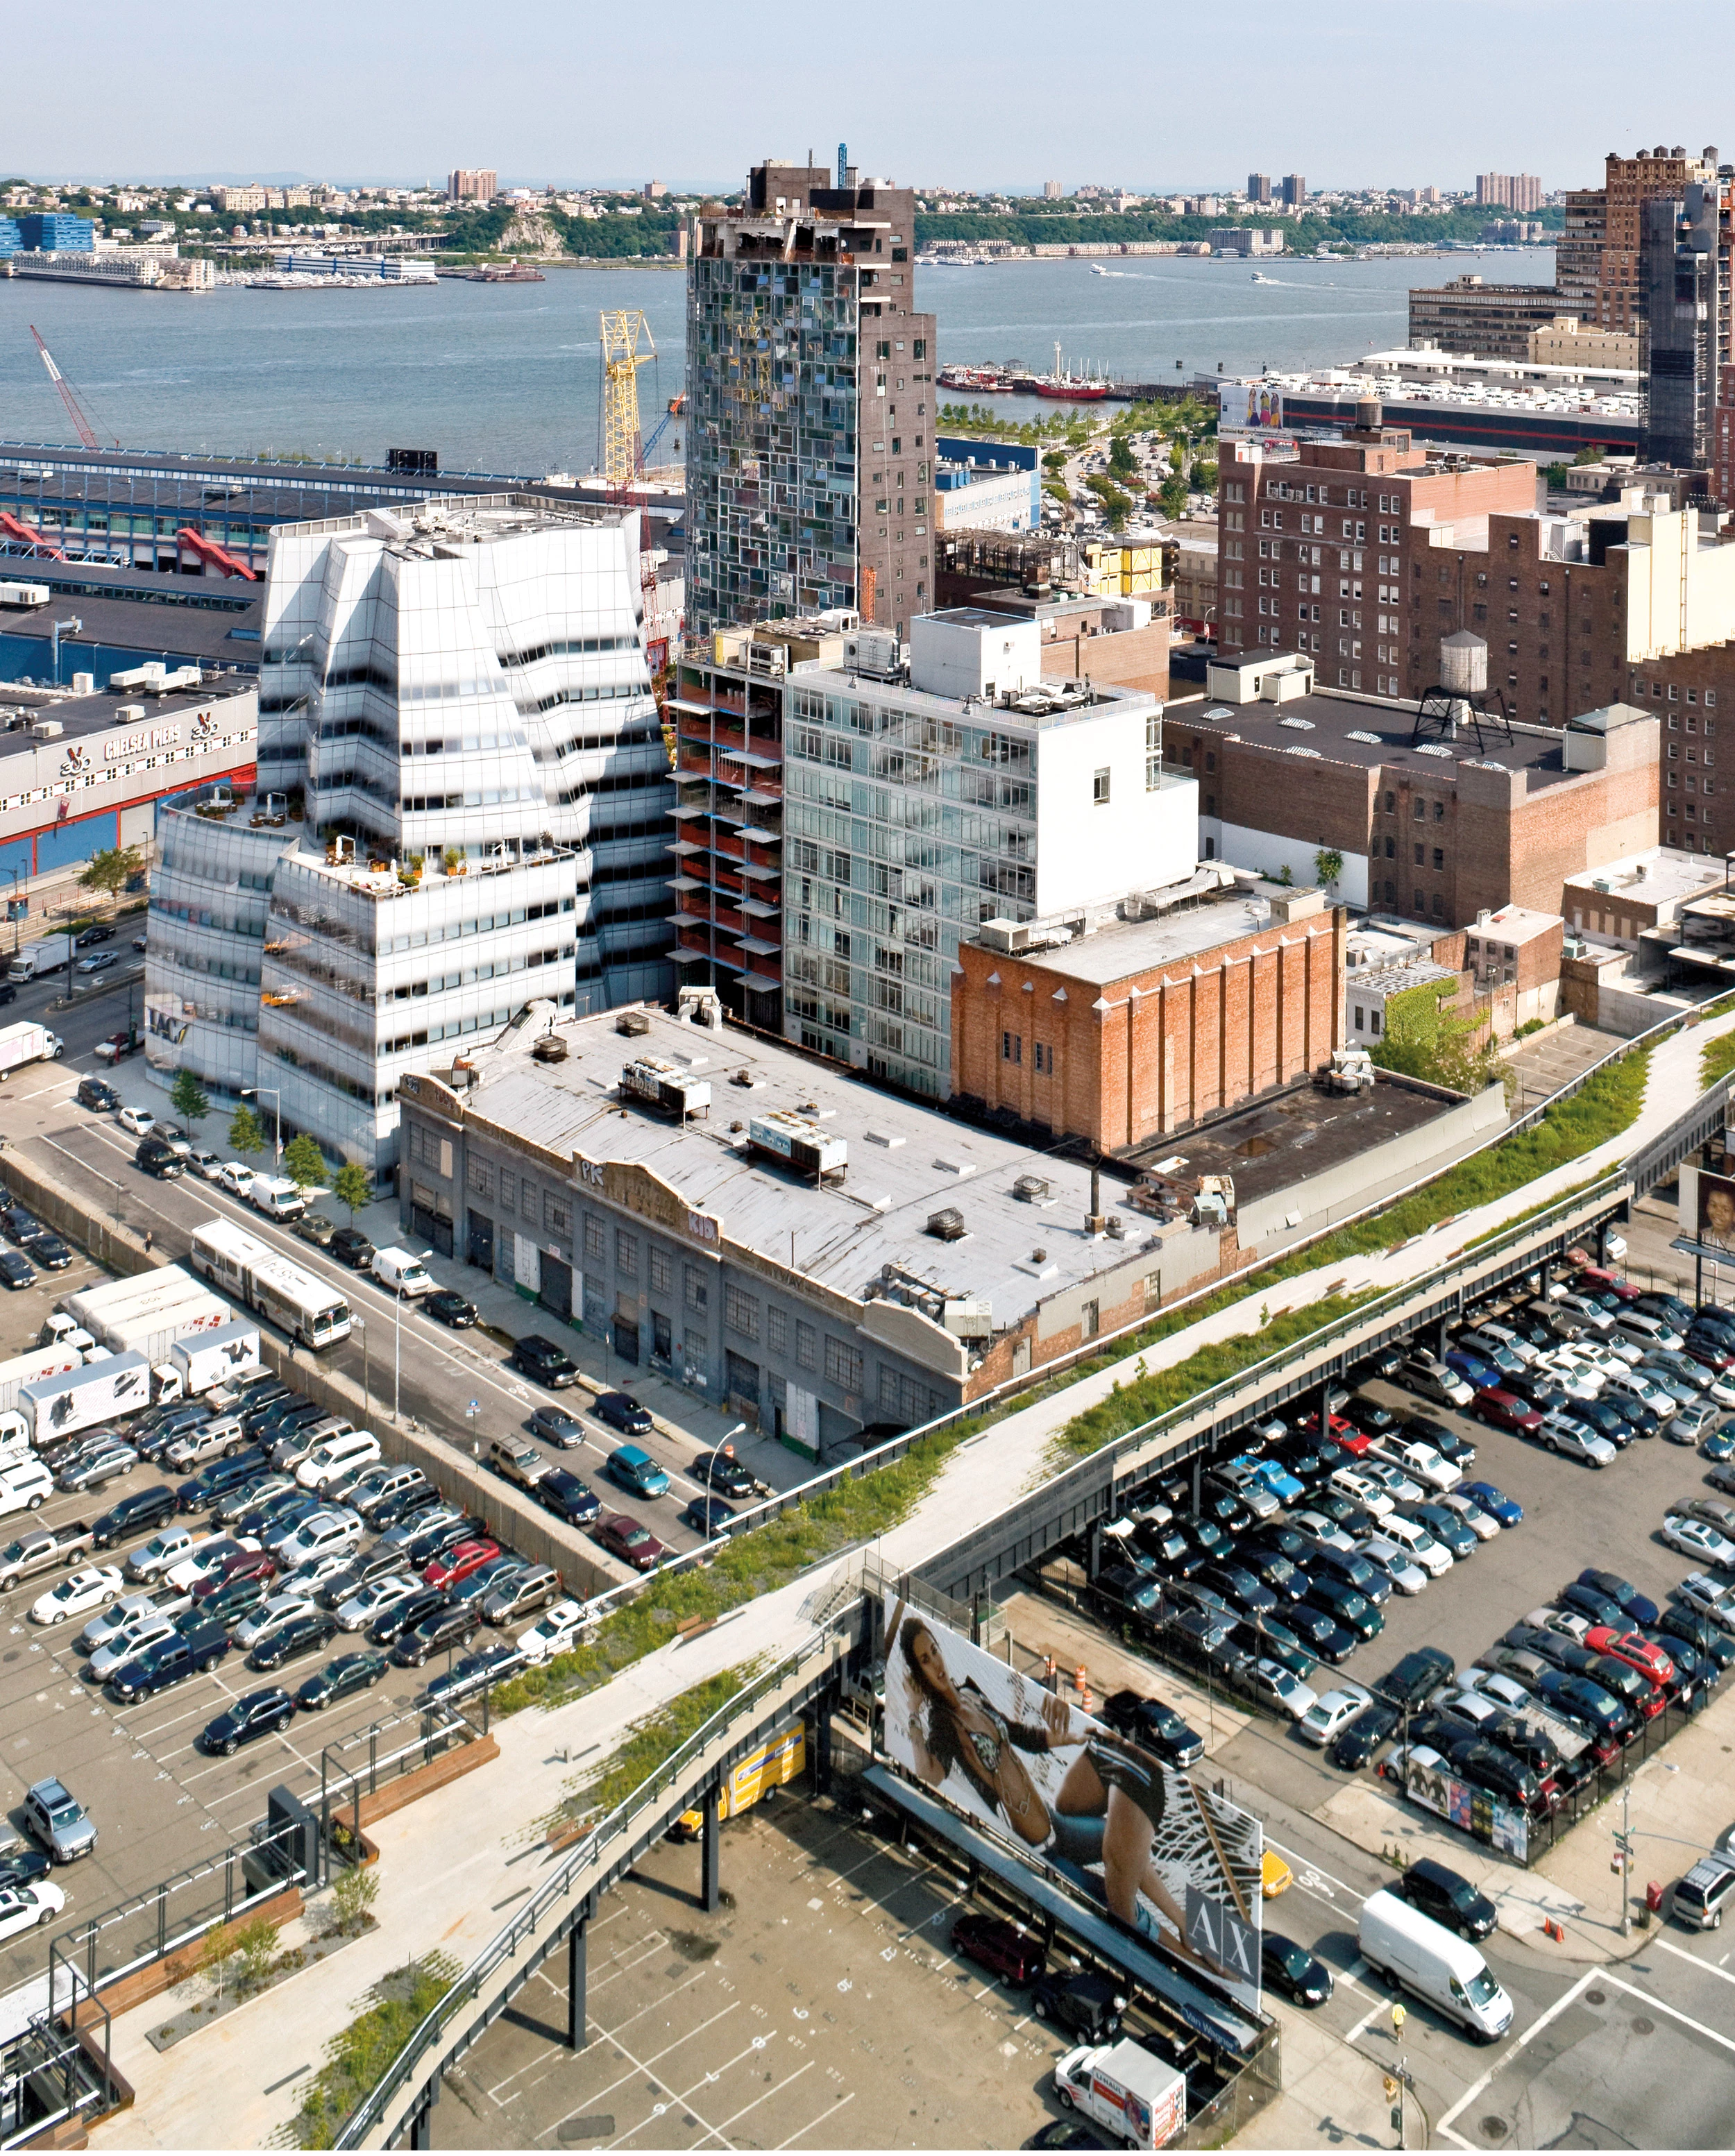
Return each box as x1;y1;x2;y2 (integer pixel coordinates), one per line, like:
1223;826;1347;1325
30;1565;123;1627
89;1611;178;1681
187;1148;224;1181
1462;1668;1537;1717
0;1883;65;1944
1328;1468;1395;1519
1538;1411;1617;1467
1297;1683;1373;1747
296;1431;381;1492
218;1162;255;1197
336;1574;419;1633
1371;1437;1461;1494
273;1512;362;1572
124;1527;196;1583
117;1104;155;1137
1247;1658;1316;1722
1355;1536;1428;1595
1434;1686;1500;1729
1523;1604;1592;1643
1537;1352;1604;1404
276;1553;353;1600
164;1534;260;1593
1362;1460;1425;1505
1662;1513;1735;1568
235;1593;314;1652
518;1598;590;1664
1439;1491;1501;1540
1679;1572;1735;1621
1292;1509;1357;1554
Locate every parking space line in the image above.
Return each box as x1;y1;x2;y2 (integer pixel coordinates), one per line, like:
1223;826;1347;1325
706;2059;813;2143
770;2091;851;2149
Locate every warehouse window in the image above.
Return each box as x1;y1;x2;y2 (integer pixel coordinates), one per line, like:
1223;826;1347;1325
794;1319;817;1370
544;1194;570;1239
824;1336;863;1391
583;1212;604;1262
724;1283;759;1339
649;1247;671;1296
684;1264;709;1314
767;1306;788;1355
466;1157;491;1198
615;1227;637;1279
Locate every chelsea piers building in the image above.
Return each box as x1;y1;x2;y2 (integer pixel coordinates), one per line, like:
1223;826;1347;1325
144;495;674;1172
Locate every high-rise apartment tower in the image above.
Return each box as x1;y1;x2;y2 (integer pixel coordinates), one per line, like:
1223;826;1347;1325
686;160;936;639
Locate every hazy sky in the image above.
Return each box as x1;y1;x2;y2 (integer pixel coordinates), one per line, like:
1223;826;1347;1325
8;0;1729;195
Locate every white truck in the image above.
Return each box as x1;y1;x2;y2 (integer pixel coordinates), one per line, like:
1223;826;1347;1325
1053;2040;1187;2149
19;1350;152;1443
153;1321;263;1405
248;1176;307;1222
1358;1890;1513;2042
0;1346;87;1444
4;943;71;986
57;1273;232;1368
0;1021;64;1075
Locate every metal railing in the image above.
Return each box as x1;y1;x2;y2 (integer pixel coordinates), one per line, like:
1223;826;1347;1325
317;1699;489;1856
334;1616;855;2148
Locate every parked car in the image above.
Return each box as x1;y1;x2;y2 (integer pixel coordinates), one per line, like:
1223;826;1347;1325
950;1912;1045;1985
200;1689;296;1754
1097;1690;1204;1767
1029;1971;1126;2044
594;1514;668;1573
391;1600;477;1668
1331;1699;1402;1770
606;1445;669;1500
692;1448;756;1497
295;1650;388;1711
22;1779;95;1865
510;1335;578;1389
593;1392;654;1437
538;1470;602;1529
425;1289;479;1328
328;1228;375;1270
530;1407;585;1450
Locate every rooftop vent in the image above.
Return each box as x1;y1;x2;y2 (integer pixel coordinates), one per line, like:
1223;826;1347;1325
531;1035;568;1064
1346;730;1384;745
926;1207;967;1241
616;1010;652;1037
1013;1173;1051;1203
1277;715;1315;731
1414;742;1457;759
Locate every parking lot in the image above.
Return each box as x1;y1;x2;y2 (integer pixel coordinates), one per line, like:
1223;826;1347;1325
441;1779;1072;2151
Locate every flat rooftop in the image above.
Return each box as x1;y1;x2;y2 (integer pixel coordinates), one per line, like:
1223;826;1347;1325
1127;1071;1459;1205
0;586;262;672
1173;687;1606;792
1471;903;1561;944
973;875;1330;986
1564;847;1727;910
0;674;254;761
307;491;631;557
451;1007;1156;1321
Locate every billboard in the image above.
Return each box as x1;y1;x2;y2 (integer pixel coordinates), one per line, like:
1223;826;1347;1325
1400;1750;1529;1863
1698;1169;1735;1255
1219;383;1284;433
882;1604;1263;2010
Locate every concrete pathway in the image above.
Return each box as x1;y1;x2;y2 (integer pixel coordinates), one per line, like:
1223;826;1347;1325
85;1009;1735;2145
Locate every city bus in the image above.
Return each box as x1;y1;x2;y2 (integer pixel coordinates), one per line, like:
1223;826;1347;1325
187;1219;353;1352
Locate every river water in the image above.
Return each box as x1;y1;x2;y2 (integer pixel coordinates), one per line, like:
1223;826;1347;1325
0;249;1553;475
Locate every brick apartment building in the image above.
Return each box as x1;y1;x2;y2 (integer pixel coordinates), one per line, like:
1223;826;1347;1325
1407;276;1572;362
1160;665;1658;930
1216;419;1539;696
950;881;1343;1152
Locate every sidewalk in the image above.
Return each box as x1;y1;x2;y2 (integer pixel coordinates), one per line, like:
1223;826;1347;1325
83;1010;1735;2142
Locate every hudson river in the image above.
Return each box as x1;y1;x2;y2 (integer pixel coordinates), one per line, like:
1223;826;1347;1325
0;249;1553;475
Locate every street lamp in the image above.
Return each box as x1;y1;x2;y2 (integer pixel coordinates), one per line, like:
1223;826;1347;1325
241;1086;281;1171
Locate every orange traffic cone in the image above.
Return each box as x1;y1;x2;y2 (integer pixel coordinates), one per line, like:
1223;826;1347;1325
1075;1664;1093;1711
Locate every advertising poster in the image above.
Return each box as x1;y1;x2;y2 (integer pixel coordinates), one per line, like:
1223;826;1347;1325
1219;383;1284;433
1698;1169;1735;1255
881;1604;1263;2010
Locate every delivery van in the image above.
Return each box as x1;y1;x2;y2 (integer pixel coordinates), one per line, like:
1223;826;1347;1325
372;1248;434;1297
1359;1888;1513;2041
1053;2039;1187;2150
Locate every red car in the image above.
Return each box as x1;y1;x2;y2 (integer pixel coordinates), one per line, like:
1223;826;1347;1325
1474;1388;1543;1436
950;1912;1045;1984
1682;1338;1735;1375
594;1513;668;1574
192;1546;277;1595
1301;1411;1371;1457
1586;1627;1675;1690
421;1536;501;1591
1571;1264;1641;1305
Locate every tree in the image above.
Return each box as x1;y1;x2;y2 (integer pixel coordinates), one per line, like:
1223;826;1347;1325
169;1069;210;1134
1372;978;1497;1094
1159;471;1189;520
77;846;144;901
282;1132;328;1194
228;1103;266;1157
333;1162;373;1222
1108;434;1137;481
1313;847;1345;892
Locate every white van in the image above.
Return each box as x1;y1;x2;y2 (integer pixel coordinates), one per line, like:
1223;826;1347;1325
1359;1889;1513;2042
249;1175;307;1222
1053;2039;1187;2148
372;1248;434;1297
296;1428;382;1491
1381;1513;1454;1577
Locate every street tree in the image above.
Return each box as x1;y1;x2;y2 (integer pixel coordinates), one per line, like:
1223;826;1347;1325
77;847;144;901
227;1104;266;1157
282;1132;328;1193
333;1162;373;1222
169;1069;210;1135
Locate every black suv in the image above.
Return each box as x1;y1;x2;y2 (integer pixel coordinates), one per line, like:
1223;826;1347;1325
367;1586;448;1648
392;1601;477;1667
1099;1688;1204;1767
1401;1858;1498;1940
1377;1646;1455;1709
135;1138;184;1180
329;1228;375;1270
1029;1971;1126;2043
92;1484;178;1549
76;1077;120;1113
692;1450;755;1498
511;1334;578;1388
539;1470;601;1528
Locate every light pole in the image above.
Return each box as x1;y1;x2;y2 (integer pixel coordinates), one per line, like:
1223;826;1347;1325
241;1085;281;1171
6;868;21;955
353;1317;368;1422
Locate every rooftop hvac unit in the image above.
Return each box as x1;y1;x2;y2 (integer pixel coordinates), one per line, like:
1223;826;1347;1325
925;1207;967;1241
843;627;902;679
749;1109;847;1182
1012;1173;1051;1203
113;703;146;724
31;718;62;739
616;1010;652;1037
620;1055;712;1119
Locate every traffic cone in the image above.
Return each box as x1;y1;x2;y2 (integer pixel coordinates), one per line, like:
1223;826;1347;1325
1075;1664;1093;1711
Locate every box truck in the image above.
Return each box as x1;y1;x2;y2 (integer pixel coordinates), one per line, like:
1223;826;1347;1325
1053;2040;1187;2149
19;1352;152;1442
5;944;71;986
1358;1890;1513;2041
58;1274;232;1365
0;1347;87;1439
154;1321;263;1404
0;1021;64;1075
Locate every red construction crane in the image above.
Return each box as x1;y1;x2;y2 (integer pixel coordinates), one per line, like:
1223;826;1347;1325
29;327;119;451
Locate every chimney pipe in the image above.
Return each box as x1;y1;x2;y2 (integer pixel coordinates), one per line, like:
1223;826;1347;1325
1086;1166;1106;1236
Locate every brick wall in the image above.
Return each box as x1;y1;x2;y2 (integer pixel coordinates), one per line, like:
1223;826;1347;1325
951;907;1344;1151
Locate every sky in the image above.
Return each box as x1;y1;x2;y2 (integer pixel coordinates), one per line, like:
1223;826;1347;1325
6;0;1731;196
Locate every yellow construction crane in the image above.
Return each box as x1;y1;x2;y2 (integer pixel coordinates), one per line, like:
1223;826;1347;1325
599;309;656;491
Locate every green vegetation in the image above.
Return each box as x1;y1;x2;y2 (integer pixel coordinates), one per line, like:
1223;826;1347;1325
169;1070;210;1135
333;1162;374;1221
1702;1026;1735;1092
1085;475;1134;529
291;1955;458;2148
939;402;1089;445
1372;976;1498;1095
1573;445;1606;466
227;1104;266;1157
1108;434;1138;481
1158;472;1189;519
558;1665;761;1831
325;1865;379;1937
283;1132;330;1193
76;845;144;899
1313;848;1345;892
